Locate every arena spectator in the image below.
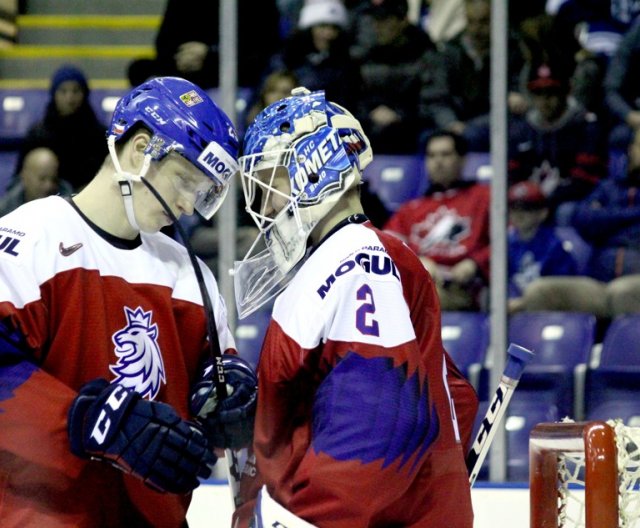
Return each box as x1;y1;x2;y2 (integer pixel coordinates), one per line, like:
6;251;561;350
419;0;527;151
384;130;490;311
507;181;578;314
508;62;607;225
523;1;635;121
0;147;72;217
270;0;360;108
17;65;108;192
516;128;640;318
127;0;281;90
353;0;436;154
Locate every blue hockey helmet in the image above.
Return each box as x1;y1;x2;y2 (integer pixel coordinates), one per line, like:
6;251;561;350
240;87;371;209
233;87;372;318
108;76;239;219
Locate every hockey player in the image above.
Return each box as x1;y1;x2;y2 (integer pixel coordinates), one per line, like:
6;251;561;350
232;88;478;527
0;77;257;527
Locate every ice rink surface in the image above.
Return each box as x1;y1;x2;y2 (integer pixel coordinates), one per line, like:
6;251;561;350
187;481;531;527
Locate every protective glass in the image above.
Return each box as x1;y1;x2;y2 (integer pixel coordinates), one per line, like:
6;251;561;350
193;177;231;219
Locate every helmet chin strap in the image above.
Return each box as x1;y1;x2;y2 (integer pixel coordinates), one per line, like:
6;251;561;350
107;135;152;233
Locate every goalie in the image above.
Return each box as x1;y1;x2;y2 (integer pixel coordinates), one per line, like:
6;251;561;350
232;88;478;527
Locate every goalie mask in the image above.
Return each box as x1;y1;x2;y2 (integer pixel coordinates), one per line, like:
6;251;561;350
108;76;239;226
234;87;372;318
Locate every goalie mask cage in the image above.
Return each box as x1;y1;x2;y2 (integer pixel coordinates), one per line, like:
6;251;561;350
530;420;640;528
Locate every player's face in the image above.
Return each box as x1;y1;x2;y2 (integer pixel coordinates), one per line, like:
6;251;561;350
255;165;292;220
137;153;214;231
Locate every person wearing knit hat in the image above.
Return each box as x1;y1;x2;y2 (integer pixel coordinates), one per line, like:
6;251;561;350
50;64;89;96
49;64;90;117
15;64;108;191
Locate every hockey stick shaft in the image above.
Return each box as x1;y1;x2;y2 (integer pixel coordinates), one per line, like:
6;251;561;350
466;343;534;486
143;180;242;509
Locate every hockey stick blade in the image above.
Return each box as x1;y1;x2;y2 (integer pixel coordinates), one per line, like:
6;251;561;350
466;343;534;486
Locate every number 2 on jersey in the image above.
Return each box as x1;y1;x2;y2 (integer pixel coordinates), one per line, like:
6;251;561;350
356;284;379;336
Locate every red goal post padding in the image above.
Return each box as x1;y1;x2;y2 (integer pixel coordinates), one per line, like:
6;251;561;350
530;421;619;528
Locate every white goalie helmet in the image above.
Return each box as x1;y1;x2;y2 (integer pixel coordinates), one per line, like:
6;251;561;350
233;87;372;318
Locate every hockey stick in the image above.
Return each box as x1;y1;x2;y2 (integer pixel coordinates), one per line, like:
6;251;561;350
142;180;243;509
466;343;534;486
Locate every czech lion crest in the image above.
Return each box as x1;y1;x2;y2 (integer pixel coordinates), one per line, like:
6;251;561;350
110;306;166;400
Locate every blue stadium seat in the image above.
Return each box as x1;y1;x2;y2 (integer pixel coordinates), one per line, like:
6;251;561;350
234;305;272;369
88;89;126;127
462;151;491;181
505;400;560;481
0;88;124;147
585;314;640;417
508;311;596;420
363;154;425;212
0;89;48;147
441;311;489;393
587;399;640;426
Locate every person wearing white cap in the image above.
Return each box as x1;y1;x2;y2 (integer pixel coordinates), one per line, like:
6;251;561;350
270;0;360;108
298;0;348;30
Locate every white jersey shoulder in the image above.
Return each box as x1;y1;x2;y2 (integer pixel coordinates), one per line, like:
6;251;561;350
273;223;416;349
0;196;220;308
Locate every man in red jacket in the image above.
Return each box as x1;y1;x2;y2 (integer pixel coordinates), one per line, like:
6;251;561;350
385;130;490;310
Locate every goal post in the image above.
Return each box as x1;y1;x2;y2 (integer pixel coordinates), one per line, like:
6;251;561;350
530;419;640;528
530;421;618;527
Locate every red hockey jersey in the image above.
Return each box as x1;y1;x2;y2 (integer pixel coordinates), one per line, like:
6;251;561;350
0;196;234;527
234;218;476;527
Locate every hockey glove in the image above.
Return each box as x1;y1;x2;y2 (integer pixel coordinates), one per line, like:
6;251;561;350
68;378;216;494
190;354;257;449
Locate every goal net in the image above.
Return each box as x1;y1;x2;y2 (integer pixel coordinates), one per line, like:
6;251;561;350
530;419;640;527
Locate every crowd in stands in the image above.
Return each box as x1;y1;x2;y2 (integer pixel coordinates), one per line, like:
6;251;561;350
2;0;640;328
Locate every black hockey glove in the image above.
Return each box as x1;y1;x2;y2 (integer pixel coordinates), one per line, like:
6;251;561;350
190;354;257;449
68;378;216;494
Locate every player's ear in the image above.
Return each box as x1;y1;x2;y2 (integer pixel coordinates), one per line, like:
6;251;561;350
127;130;151;171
